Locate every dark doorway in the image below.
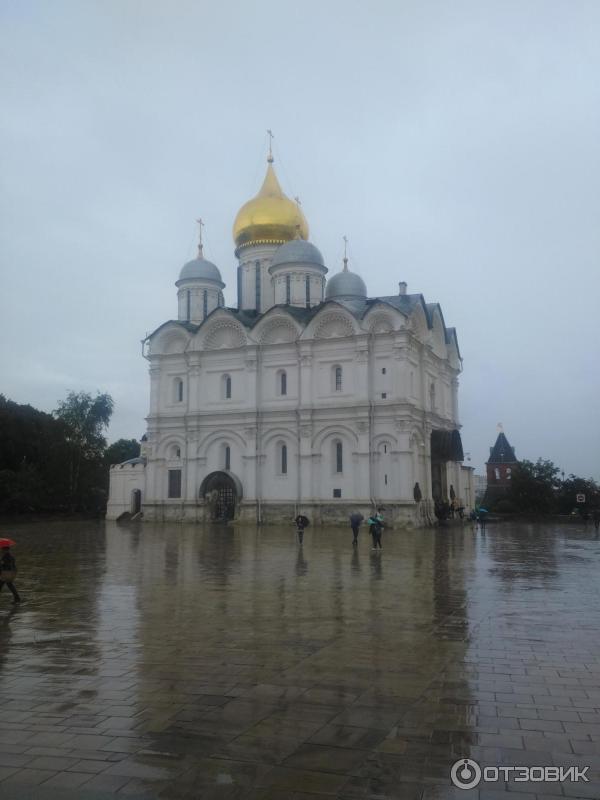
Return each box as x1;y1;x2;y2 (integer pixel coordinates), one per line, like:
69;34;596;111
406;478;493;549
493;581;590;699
131;489;142;514
200;471;240;521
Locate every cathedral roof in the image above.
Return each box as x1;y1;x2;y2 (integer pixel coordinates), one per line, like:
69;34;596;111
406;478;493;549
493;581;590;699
487;432;517;464
146;294;461;360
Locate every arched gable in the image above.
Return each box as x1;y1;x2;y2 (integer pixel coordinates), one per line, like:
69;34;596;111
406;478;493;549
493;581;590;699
445;327;462;368
429;306;448;359
196;310;248;351
252;309;303;345
362;301;407;334
302;303;357;341
408;302;429;341
149;322;191;356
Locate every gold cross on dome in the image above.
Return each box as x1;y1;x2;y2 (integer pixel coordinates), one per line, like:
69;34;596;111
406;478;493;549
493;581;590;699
267;129;274;162
196;218;204;254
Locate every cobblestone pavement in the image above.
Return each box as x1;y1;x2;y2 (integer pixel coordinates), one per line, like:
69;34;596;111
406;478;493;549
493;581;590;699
1;520;600;799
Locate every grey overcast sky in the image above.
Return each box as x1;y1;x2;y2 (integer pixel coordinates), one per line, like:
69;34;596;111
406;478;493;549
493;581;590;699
1;0;599;478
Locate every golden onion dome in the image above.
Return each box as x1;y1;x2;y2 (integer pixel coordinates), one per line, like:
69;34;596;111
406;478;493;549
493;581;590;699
233;158;309;252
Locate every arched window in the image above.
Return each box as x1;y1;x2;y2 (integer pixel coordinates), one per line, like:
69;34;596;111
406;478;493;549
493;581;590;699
280;443;288;475
335;440;343;473
305;275;310;307
278;370;287;396
203;289;208;319
174;378;184;403
186;290;191;321
285;274;291;304
225;445;231;471
506;467;512;480
495;468;500;480
334;366;342;392
171;445;181;459
223;374;232;399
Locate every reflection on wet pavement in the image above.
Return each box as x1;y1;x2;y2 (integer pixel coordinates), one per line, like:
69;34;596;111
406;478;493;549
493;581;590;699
0;520;599;798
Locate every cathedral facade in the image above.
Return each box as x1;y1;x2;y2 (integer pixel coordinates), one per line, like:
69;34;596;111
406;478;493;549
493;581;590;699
107;152;473;526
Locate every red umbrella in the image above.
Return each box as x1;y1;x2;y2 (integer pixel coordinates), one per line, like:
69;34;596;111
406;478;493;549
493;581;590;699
0;538;16;548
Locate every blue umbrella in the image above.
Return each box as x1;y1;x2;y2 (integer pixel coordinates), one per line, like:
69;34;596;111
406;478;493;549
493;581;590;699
478;508;489;513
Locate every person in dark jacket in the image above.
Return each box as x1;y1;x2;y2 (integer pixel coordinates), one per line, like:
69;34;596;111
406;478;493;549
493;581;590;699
0;546;21;604
349;512;364;546
294;514;309;544
367;510;384;550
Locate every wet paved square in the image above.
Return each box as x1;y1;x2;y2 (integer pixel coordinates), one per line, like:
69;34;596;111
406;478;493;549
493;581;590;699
1;520;600;799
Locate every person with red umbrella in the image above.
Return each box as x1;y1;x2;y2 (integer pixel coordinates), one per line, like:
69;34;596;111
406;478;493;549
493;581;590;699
0;538;21;604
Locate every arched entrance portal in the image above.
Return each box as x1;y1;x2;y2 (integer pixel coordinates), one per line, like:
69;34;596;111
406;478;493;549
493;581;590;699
199;471;242;521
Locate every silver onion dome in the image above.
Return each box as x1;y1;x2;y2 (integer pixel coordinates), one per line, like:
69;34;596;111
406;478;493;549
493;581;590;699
271;239;325;269
177;256;223;284
325;269;367;299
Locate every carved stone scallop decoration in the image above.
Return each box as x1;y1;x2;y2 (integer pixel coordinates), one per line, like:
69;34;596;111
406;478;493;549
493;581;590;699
260;320;298;344
369;314;394;334
314;314;354;339
204;322;245;350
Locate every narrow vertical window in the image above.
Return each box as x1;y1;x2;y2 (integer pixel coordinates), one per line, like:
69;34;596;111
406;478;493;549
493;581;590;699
335;441;343;473
225;446;231;471
255;261;261;312
237;266;242;310
305;275;310;307
281;444;287;475
186;290;191;321
224;375;232;399
203;289;208;319
335;366;342;392
286;274;291;304
281;371;287;396
168;469;182;498
176;378;183;402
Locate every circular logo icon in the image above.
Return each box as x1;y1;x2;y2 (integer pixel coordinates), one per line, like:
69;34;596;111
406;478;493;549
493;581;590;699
450;758;482;789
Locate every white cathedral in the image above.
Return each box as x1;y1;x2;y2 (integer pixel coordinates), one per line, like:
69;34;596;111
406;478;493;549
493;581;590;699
107;149;473;526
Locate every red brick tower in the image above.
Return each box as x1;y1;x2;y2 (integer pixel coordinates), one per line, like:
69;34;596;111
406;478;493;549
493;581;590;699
484;427;518;506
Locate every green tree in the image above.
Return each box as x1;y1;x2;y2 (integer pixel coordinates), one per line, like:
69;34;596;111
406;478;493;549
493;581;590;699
556;475;600;514
508;458;561;514
53;391;114;510
0;395;71;512
105;438;140;466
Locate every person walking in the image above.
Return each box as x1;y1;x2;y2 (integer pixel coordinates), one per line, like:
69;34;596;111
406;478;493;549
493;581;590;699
0;543;21;605
349;512;364;546
294;513;309;544
368;509;384;551
478;507;488;532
